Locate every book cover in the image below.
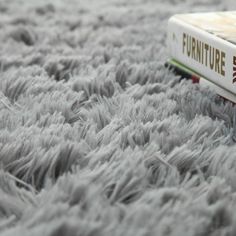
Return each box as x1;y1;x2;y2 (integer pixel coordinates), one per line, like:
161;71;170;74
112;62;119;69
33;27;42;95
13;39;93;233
165;59;236;104
168;11;236;95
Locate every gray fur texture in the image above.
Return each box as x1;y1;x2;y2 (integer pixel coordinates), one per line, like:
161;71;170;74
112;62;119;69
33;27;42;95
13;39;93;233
0;0;236;235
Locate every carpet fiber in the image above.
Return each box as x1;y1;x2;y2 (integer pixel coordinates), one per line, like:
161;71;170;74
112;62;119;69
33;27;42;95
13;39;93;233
0;0;236;235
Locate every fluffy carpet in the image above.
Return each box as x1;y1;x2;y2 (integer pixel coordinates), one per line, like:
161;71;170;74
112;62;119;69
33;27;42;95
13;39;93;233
0;0;236;235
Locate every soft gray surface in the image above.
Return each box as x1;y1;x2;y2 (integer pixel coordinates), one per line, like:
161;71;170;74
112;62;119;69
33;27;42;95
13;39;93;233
0;0;236;235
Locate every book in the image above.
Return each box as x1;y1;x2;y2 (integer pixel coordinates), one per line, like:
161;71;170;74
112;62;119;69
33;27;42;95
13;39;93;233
165;59;200;83
165;59;236;104
167;11;236;95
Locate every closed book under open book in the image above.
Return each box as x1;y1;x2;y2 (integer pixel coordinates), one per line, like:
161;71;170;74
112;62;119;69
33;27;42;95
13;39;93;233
165;59;236;104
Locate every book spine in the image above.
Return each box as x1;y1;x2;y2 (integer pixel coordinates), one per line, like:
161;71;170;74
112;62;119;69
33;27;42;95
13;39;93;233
167;16;236;94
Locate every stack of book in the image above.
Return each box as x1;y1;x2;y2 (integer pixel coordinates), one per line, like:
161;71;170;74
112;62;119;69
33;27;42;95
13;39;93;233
167;11;236;104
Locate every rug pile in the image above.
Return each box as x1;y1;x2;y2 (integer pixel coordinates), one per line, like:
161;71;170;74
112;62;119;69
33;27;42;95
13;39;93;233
0;0;236;235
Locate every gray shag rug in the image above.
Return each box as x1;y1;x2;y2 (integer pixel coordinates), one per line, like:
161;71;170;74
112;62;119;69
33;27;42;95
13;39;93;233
1;0;236;235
